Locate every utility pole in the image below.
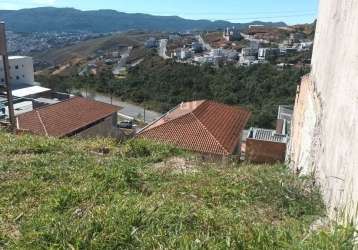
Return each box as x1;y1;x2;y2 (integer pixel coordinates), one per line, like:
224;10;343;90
0;22;16;132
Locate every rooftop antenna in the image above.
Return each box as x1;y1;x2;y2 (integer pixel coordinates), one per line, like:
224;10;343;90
0;22;16;132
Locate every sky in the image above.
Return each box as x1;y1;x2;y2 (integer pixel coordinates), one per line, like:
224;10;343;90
0;0;319;24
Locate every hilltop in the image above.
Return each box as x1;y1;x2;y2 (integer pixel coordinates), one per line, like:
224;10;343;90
0;7;286;33
0;130;355;249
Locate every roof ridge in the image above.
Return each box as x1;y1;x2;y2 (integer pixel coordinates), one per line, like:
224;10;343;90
138;110;192;136
192;100;251;154
22;96;117;114
17;97;119;137
189;112;230;155
139;100;207;135
207;100;251;114
192;99;207;111
36;110;48;136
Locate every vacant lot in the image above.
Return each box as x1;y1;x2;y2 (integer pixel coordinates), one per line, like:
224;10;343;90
0;131;355;249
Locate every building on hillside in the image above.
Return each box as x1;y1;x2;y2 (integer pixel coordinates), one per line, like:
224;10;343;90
16;96;123;139
245;105;292;164
276;105;293;136
0;56;34;86
1;97;33;117
0;81;73;120
249;41;260;50
246;128;288;164
137;100;251;157
223;27;242;42
247;25;267;35
241;47;258;57
239;47;259;65
11;86;51;98
191;42;203;53
180;48;193;60
288;33;305;45
145;37;158;49
297;42;313;52
258;48;280;61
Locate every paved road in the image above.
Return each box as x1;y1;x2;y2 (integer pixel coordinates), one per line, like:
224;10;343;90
82;91;162;123
158;39;169;59
113;46;133;75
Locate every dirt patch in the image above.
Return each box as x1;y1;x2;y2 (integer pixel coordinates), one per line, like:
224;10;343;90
152;157;198;174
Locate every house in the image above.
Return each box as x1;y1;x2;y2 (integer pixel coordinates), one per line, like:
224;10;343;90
258;48;280;61
16;96;123;139
223;27;242;42
145;37;158;49
240;47;259;65
0;56;34;85
247;25;267;35
245;105;293;164
276;105;293;136
137;100;251;157
180;48;193;60
246;128;288;164
12;85;51;98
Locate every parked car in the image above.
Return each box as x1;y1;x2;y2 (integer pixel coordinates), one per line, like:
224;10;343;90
119;120;133;129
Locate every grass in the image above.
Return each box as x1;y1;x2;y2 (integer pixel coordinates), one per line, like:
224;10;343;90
0;131;356;249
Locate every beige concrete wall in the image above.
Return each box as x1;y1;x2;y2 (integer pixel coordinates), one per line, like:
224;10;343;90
289;0;358;221
289;76;321;176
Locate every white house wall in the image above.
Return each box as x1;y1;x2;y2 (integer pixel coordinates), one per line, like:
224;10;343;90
0;56;35;85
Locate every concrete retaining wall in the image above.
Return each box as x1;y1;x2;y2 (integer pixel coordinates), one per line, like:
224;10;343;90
289;0;358;221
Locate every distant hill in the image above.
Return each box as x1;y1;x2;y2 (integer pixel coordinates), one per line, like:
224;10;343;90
0;7;286;33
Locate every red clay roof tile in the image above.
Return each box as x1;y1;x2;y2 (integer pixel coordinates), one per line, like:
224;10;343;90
17;97;118;137
138;100;251;156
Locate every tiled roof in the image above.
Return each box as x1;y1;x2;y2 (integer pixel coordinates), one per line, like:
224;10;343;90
17;97;118;137
137;100;251;156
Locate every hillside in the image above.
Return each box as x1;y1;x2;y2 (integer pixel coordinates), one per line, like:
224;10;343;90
38;56;307;128
0;7;286;33
31;32;155;66
0;130;356;249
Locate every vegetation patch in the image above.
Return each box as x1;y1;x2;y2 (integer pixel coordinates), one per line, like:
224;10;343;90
0;131;356;249
38;56;308;128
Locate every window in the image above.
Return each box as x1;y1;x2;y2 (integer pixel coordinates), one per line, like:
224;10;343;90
22;75;25;78
15;65;19;70
0;78;4;82
16;76;20;80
